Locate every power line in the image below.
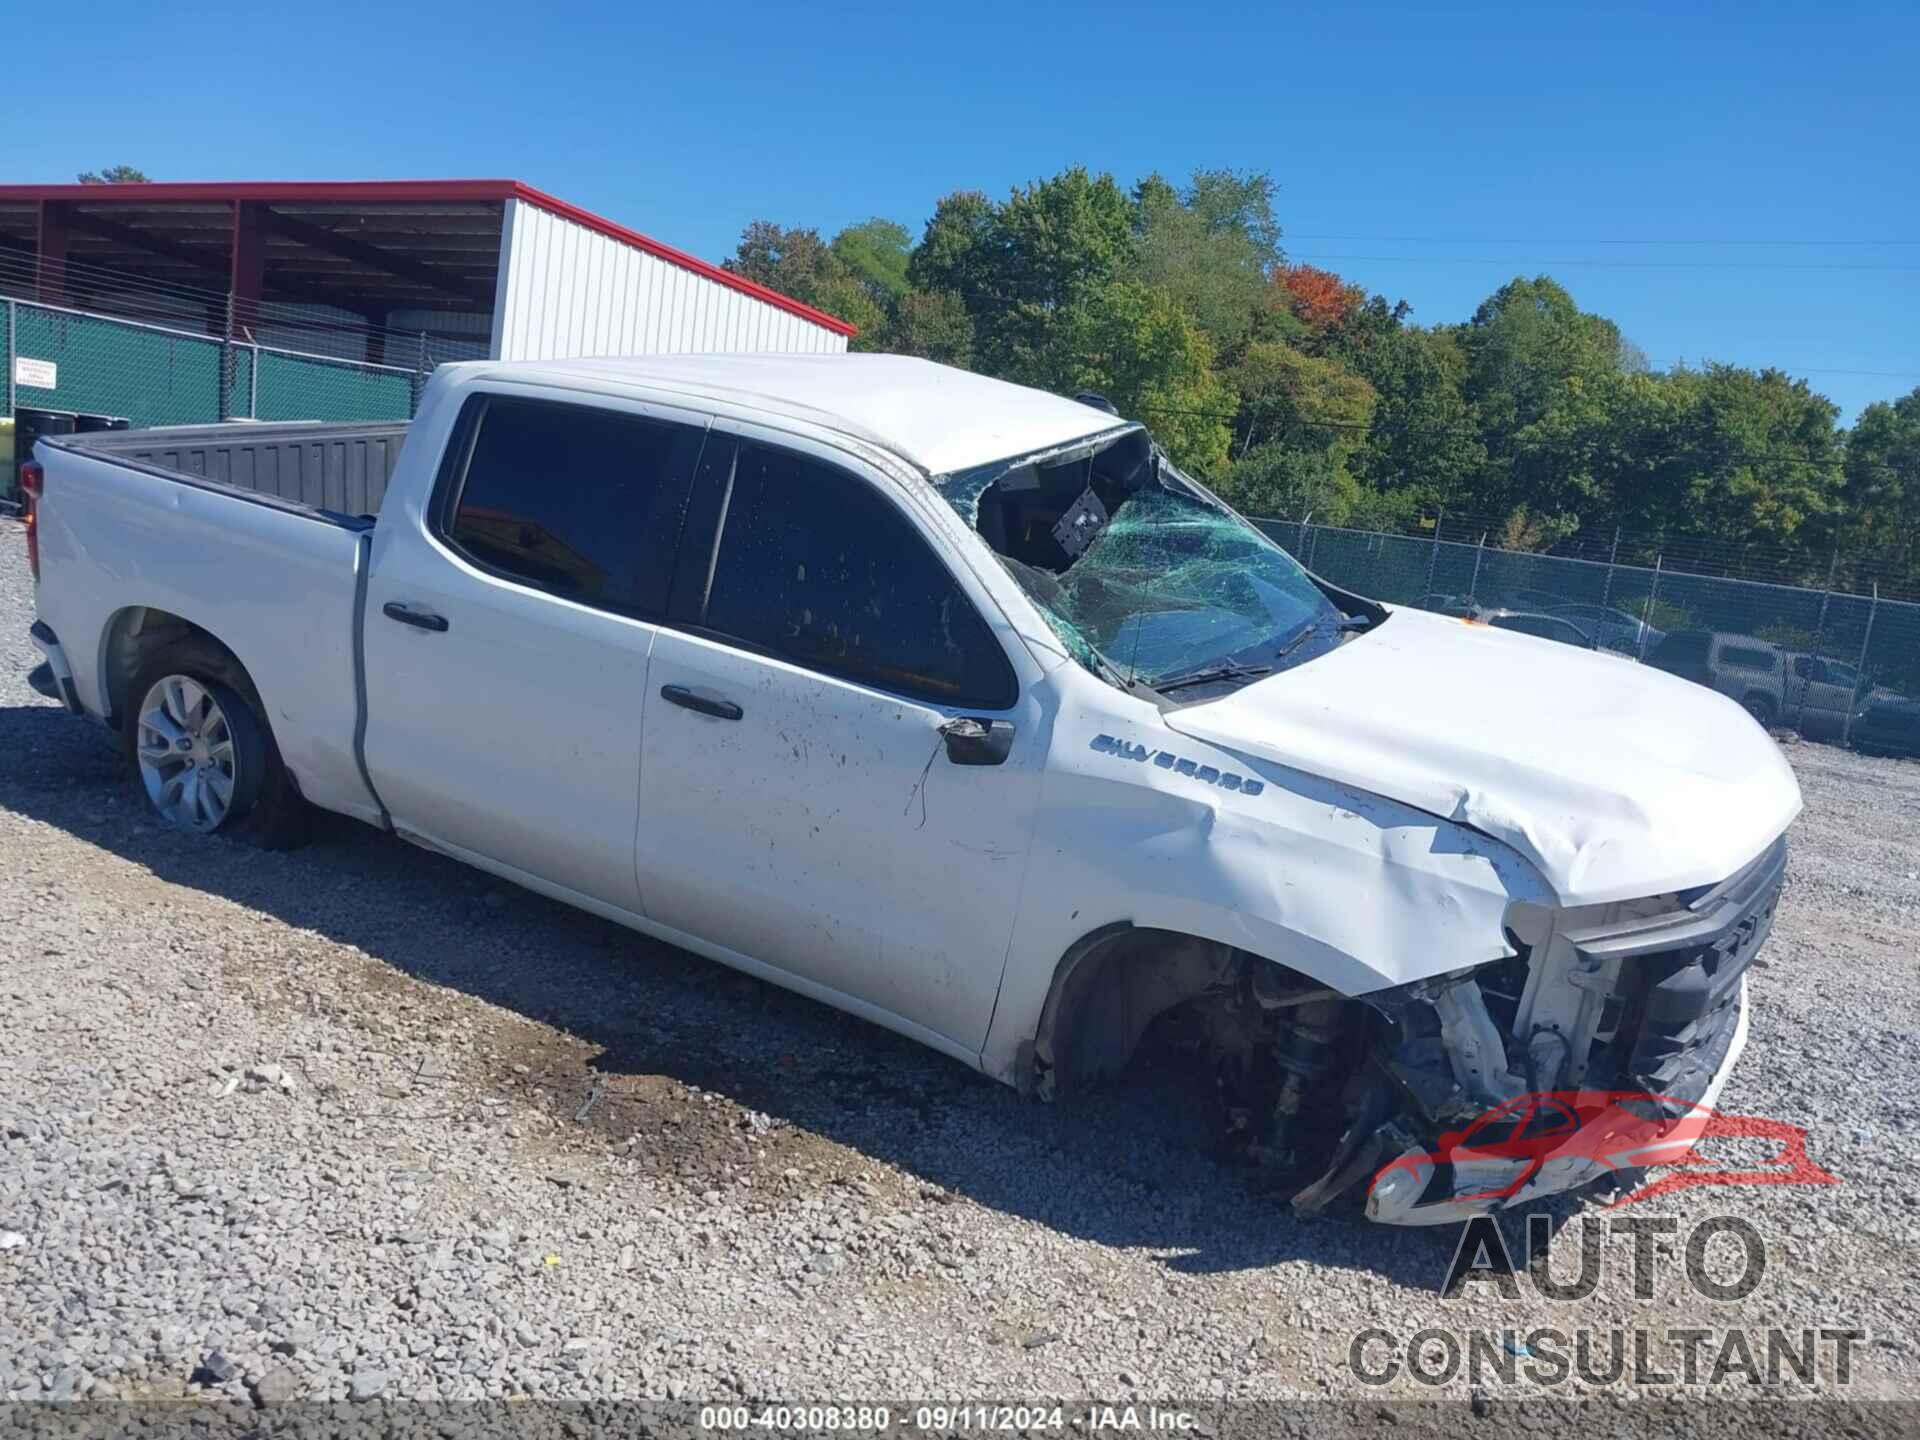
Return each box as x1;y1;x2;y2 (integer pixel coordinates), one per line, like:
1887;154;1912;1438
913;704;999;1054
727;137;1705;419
1290;253;1920;273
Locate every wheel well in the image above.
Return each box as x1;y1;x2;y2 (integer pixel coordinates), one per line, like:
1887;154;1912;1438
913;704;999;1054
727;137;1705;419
1028;924;1332;1100
101;608;247;729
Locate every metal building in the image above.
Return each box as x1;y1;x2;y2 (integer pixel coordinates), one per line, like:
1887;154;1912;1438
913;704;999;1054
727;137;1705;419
0;179;855;364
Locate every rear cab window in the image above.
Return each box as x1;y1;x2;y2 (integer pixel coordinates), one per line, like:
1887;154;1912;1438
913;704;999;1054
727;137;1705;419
1720;644;1778;672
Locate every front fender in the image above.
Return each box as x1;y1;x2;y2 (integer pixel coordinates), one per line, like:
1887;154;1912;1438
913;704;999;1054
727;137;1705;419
979;700;1554;1085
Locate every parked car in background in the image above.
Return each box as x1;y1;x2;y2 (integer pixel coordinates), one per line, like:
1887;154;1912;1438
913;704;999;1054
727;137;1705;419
1473;609;1601;651
1843;683;1920;760
1496;587;1571;613
1643;632;1788;726
1414;591;1479;618
1851;692;1920;758
1780;652;1869;743
1548;602;1665;657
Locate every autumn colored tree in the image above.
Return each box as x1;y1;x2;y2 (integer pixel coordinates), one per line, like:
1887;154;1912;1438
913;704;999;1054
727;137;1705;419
1272;264;1364;334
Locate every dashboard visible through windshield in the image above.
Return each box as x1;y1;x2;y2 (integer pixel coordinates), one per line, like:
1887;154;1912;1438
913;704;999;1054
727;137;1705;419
937;426;1371;698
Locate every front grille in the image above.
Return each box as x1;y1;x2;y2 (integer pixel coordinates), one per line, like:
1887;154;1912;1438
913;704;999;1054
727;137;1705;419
1618;879;1779;1109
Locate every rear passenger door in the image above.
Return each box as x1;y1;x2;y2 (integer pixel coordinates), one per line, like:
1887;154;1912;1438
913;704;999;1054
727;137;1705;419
635;430;1042;1054
364;392;706;909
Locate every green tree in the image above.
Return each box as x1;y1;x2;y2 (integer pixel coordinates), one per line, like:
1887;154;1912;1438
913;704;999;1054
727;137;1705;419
911;169;1136;382
1843;387;1920;574
1458;275;1632;522
726;221;842;305
907;190;997;312
1219;443;1369;526
891;289;974;367
725;220;888;349
1061;280;1232;474
1333;315;1482;514
1129;169;1281;347
1215;341;1376;521
830;219;912;305
1231;341;1374;458
77;165;149;184
1661;363;1844;547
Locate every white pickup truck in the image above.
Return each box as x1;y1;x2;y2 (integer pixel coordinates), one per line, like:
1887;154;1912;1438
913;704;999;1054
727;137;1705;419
22;354;1801;1223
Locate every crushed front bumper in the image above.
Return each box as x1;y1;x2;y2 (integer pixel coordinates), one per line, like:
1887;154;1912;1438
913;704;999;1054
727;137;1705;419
1365;981;1751;1225
1360;838;1785;1226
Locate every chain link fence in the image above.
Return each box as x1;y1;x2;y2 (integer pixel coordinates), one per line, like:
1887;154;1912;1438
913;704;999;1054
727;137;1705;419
3;296;434;507
1256;515;1920;755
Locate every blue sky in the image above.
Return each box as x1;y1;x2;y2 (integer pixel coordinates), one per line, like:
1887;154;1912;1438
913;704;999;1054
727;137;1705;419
7;1;1916;420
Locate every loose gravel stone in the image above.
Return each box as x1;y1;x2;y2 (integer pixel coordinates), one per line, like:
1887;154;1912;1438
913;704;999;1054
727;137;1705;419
349;1370;390;1402
249;1367;299;1408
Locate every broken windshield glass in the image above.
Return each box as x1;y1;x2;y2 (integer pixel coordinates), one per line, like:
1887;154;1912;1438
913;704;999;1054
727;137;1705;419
940;434;1347;691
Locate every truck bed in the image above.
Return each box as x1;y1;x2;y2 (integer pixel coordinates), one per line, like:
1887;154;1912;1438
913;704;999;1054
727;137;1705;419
60;419;410;520
30;424;388;825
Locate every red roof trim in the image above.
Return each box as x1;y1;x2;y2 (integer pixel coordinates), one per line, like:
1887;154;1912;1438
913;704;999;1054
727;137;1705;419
0;179;857;338
0;180;525;205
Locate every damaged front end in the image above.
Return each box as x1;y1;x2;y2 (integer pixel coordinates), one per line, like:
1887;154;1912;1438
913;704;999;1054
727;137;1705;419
1297;836;1787;1224
1028;835;1787;1225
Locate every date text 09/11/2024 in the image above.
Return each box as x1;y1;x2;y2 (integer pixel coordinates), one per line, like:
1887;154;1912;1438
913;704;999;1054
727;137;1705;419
698;1404;1202;1432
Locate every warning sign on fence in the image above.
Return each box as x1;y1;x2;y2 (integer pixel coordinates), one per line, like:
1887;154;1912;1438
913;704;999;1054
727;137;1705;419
13;356;57;390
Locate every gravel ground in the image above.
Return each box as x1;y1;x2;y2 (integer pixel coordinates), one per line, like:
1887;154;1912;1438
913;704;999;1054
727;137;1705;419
1;522;1916;1414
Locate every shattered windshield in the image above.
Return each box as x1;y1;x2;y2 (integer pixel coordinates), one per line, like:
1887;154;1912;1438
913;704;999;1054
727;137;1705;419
938;428;1351;692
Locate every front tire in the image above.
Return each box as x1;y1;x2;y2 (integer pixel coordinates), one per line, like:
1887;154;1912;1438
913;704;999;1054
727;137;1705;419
1743;694;1777;728
121;640;307;848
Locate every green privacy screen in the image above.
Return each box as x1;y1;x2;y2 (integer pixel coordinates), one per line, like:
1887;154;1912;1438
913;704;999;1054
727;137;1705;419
4;302;417;427
11;305;224;427
255;350;413;422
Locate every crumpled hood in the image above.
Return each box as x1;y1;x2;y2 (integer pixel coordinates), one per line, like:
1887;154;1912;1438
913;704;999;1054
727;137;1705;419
1163;606;1802;906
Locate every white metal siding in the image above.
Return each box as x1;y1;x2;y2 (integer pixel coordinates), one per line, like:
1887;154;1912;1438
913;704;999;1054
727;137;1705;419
491;199;849;363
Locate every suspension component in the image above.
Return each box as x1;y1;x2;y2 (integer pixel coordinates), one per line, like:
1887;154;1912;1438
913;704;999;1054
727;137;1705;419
1264;996;1347;1167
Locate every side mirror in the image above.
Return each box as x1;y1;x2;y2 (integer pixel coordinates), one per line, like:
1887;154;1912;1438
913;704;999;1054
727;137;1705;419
940;717;1015;767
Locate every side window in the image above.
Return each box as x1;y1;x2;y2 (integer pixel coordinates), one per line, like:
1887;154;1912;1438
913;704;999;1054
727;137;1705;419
701;441;1017;707
1722;645;1776;671
441;396;701;617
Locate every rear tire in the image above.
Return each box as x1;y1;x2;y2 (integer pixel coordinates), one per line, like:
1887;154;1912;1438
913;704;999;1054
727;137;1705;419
121;639;309;848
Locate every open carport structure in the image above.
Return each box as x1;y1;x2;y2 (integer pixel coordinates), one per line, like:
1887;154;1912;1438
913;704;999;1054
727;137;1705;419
0;180;853;494
0;179;854;365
